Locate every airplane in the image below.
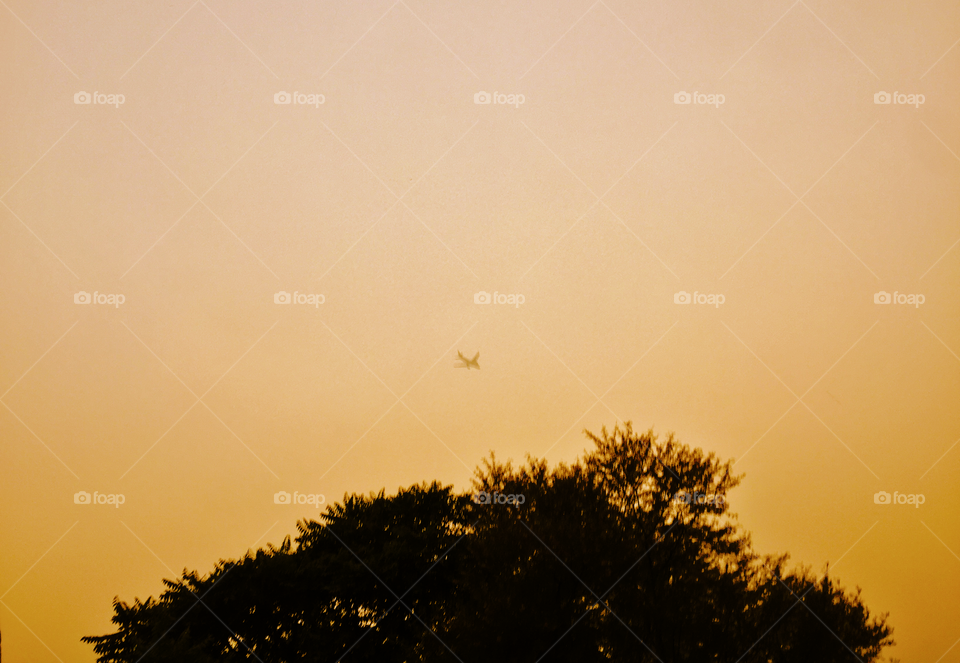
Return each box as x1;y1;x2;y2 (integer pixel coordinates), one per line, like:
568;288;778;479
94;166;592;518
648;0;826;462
455;350;480;370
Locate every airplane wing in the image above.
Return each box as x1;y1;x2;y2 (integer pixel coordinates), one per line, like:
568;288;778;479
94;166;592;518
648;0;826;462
471;352;479;362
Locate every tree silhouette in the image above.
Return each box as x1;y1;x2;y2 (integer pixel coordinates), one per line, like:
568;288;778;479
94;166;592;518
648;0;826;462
84;424;895;662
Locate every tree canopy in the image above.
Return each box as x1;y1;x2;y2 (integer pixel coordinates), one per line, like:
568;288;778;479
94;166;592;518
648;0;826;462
84;424;896;662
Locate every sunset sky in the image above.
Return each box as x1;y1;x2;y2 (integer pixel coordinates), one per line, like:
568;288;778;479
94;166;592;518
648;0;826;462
1;0;959;660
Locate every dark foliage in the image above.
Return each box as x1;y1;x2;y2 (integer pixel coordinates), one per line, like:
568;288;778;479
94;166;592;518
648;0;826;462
84;424;895;662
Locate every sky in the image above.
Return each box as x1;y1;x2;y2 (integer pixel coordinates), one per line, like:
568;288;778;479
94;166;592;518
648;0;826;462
1;0;959;660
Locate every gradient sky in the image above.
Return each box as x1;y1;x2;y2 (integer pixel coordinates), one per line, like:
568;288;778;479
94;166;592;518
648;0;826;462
1;0;959;661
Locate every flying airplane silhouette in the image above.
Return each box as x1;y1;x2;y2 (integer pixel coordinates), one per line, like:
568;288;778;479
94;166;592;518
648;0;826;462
455;351;480;370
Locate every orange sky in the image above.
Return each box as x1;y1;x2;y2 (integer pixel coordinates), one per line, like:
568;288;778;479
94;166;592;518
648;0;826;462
1;1;959;661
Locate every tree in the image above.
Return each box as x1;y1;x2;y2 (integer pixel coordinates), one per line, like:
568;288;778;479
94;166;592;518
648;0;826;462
84;424;895;662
